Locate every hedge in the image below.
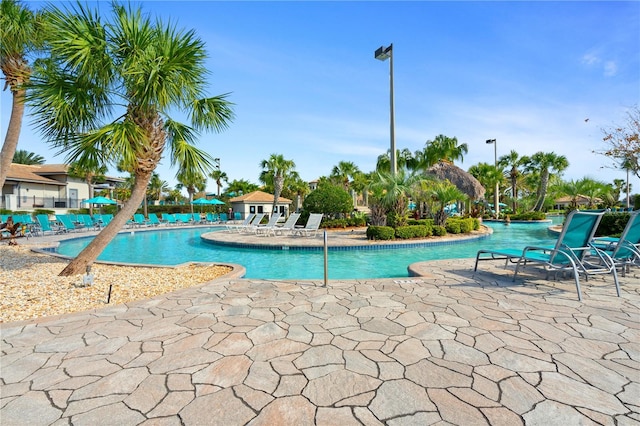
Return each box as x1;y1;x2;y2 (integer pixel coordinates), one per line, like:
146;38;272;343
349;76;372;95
366;226;396;240
395;225;431;239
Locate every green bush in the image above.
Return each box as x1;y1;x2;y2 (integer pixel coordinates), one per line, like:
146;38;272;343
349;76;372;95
407;218;434;227
510;211;546;221
366;226;395;240
445;221;461;234
347;216;367;227
432;225;447;236
303;183;353;216
596;212;630;237
321;218;348;229
395;225;431;239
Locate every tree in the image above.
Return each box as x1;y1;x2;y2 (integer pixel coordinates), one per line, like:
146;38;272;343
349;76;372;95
226;179;259;197
286;175;310;213
302;182;352;218
498;150;525;213
67;160;107;215
209;168;228;197
0;0;45;189
177;170;207;213
523;152;569;211
330;161;360;191
12;149;45;165
368;169;423;228
420;134;468;168
468;162;504;211
27;3;233;276
259;153;296;214
599;105;640;179
426;180;466;226
147;172;169;204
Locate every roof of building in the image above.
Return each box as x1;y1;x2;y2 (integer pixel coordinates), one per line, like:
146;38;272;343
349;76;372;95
5;164;65;186
229;190;292;204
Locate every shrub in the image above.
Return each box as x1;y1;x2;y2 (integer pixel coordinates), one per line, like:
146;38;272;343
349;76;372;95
395;225;431;239
366;226;395;240
510;211;546;221
596;212;630;237
445;221;461;234
321;218;348;229
432;225;447;236
347;215;367;227
303;183;353;216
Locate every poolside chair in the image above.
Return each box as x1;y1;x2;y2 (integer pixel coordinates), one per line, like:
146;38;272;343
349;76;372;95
162;213;178;226
147;213;162;226
268;212;301;236
79;214;100;230
291;213;323;238
226;213;255;232
133;213;149;227
239;213;266;233
592;210;640;276
56;214;84;233
474;210;618;301
254;213;282;236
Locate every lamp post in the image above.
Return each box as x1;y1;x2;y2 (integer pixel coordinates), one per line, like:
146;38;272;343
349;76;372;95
375;44;396;176
486;139;499;218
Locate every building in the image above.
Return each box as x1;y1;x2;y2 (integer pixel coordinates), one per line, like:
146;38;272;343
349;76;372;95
229;190;292;219
1;163;123;213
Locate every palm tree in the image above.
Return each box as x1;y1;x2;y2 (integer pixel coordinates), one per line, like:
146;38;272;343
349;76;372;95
27;3;234;276
12;149;45;165
468;162;504;212
259;153;296;214
286;175;310;213
0;0;44;189
177;170;207;213
147;172;169;205
498;150;525;213
524;152;569;211
209;168;228;197
427;180;467;226
421;134;468;167
226;179;259;197
330;161;360;191
67;160;107;215
376;148;417;173
368;169;423;228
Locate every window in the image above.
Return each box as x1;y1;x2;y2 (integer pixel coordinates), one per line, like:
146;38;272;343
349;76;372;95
257;205;264;213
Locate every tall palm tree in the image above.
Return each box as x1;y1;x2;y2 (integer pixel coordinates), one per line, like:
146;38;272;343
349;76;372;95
209;168;228;197
376;148;417;173
368;168;423;228
259;153;296;214
12;149;45;165
0;0;44;189
226;179;259;197
147;172;169;205
524;152;569;211
286;175;310;213
498;150;525;213
68;160;107;215
177;170;207;213
426;180;466;226
27;3;234;275
468;162;504;210
330;161;360;191
420;134;468;168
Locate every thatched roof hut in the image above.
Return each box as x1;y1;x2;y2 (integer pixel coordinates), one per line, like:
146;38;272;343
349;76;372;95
427;161;485;200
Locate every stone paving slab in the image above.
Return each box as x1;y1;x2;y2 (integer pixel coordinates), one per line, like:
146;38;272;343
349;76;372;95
1;258;639;425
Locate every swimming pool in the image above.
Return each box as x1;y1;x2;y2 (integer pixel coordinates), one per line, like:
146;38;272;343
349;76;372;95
56;219;562;279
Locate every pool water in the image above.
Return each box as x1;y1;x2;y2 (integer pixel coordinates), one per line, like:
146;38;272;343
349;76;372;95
56;218;563;279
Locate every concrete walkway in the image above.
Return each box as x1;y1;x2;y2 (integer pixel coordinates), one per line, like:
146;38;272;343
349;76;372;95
2;255;638;425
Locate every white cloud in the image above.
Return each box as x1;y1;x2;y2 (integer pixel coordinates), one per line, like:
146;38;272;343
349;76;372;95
582;52;600;66
604;61;618;77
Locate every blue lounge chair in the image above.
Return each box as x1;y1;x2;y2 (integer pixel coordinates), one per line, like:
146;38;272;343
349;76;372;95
36;214;62;235
147;213;162;226
592;210;640;275
475;210;619;301
56;214;84;232
133;213;149;227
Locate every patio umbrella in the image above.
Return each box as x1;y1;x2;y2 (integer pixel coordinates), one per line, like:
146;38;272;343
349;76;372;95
82;196;117;205
191;198;211;205
208;199;225;205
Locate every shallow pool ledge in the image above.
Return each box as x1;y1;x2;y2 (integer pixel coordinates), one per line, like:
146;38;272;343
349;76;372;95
201;226;492;252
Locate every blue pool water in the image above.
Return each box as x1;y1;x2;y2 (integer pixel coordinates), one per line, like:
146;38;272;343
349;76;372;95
56;218;563;279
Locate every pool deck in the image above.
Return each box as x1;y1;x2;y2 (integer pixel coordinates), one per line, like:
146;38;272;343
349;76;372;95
1;225;639;425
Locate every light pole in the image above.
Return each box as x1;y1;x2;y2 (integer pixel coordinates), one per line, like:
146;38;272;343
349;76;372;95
375;44;396;176
486;139;500;218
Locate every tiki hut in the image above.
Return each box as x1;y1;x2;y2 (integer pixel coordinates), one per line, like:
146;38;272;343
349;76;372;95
427;161;486;200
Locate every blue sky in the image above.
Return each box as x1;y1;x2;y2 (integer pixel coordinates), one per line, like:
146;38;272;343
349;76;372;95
2;1;639;195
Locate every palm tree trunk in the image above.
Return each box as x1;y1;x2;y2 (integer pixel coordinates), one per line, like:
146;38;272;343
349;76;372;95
272;176;283;216
59;170;153;276
0;88;26;190
534;171;549;211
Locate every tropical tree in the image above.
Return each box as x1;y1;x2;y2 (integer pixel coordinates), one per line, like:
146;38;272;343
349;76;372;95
368;169;423;228
147;172;169;204
330;161;360;191
523;152;569;211
67;160;107;215
259;153;296;214
376;148;417;173
426;179;467;226
0;0;45;189
177;170;207;213
12;149;45;165
420;134;468;167
226;179;259;197
498;150;525;212
598;105;640;179
209;168;228;197
27;3;234;276
468;162;504;209
286;175;310;213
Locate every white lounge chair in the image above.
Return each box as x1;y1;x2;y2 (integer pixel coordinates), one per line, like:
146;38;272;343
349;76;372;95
272;213;301;236
226;213;255;232
240;213;265;233
291;213;323;238
255;213;282;236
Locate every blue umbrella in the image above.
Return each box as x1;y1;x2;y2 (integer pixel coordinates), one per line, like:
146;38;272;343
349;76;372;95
209;198;225;205
82;196;117;205
191;198;211;205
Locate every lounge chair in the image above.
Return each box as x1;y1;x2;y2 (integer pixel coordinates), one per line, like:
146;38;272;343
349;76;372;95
291;213;323;238
147;213;162;226
239;213;266;233
226;213;255;232
592;210;640;276
162;213;178;226
254;213;282;236
475;210;619;301
133;213;149;227
268;212;301;236
56;214;84;232
36;214;63;235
